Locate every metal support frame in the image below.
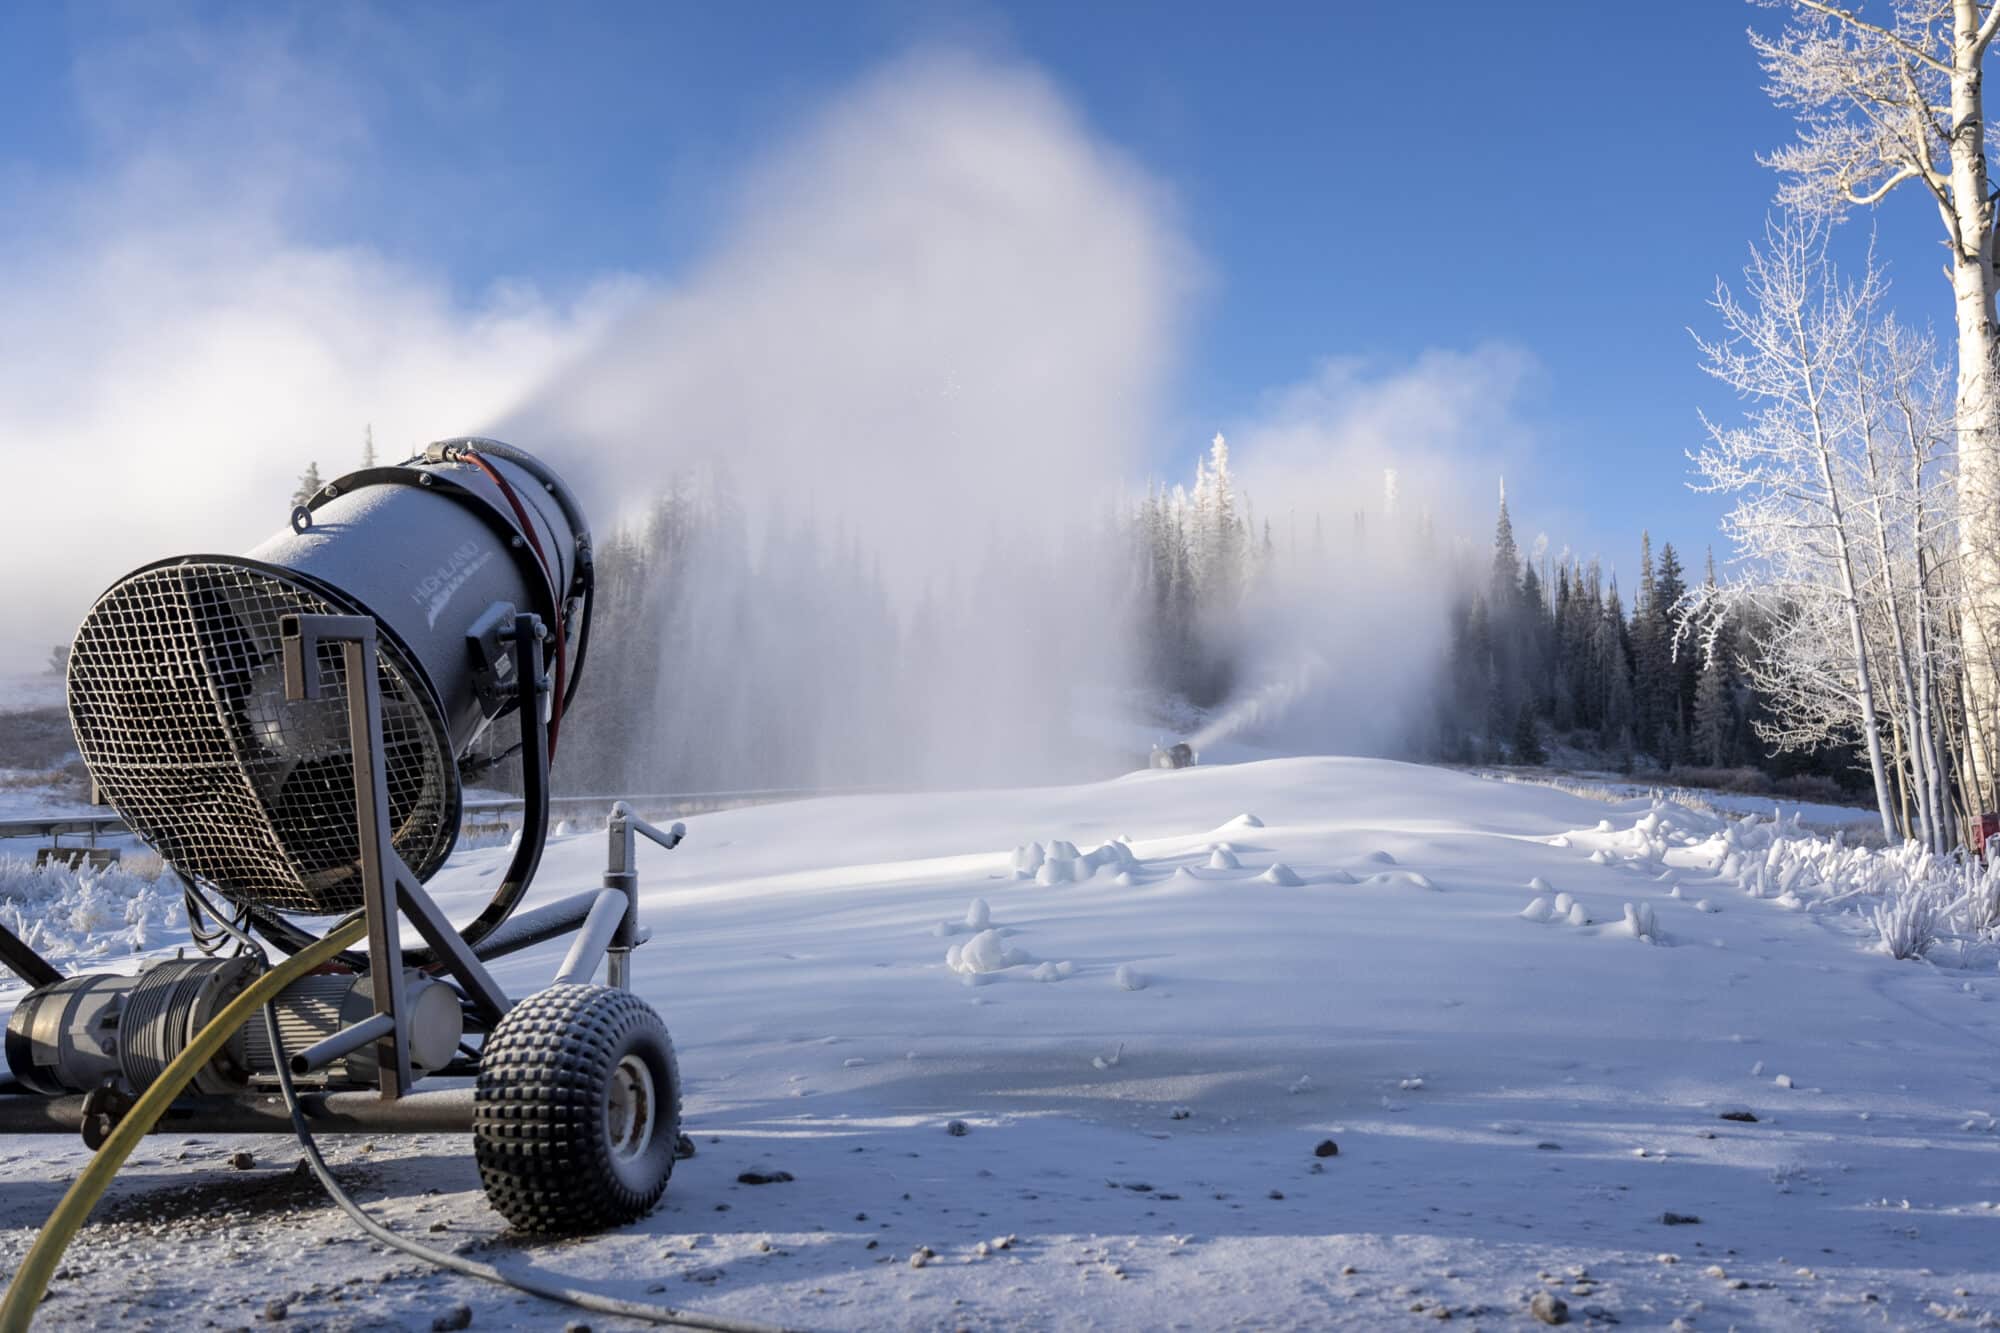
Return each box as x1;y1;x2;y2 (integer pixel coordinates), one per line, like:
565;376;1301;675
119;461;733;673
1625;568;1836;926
0;922;61;990
280;612;522;1099
0;606;688;1140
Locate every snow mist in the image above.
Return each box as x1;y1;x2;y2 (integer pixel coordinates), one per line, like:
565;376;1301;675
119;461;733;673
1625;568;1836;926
497;53;1189;789
1193;348;1538;758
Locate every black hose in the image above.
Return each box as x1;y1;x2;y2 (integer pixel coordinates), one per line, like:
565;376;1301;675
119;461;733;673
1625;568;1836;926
258;1009;788;1333
560;556;595;715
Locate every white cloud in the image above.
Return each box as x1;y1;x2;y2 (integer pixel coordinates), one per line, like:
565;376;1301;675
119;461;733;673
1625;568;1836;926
0;19;635;671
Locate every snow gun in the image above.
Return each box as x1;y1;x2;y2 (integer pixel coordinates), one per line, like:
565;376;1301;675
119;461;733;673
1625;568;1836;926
0;440;778;1331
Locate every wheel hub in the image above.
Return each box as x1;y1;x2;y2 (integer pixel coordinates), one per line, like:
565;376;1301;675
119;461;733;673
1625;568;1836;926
606;1053;656;1161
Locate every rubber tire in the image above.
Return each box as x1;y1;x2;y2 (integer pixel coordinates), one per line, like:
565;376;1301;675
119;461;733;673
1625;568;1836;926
473;983;681;1234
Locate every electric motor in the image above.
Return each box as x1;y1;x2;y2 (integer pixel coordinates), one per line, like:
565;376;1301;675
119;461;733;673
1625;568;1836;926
240;971;463;1086
4;956;259;1097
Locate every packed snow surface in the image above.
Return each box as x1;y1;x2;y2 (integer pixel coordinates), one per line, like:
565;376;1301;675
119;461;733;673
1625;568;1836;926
4;756;2000;1329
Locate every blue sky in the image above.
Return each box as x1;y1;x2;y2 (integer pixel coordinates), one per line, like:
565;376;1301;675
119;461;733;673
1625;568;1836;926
0;1;1956;616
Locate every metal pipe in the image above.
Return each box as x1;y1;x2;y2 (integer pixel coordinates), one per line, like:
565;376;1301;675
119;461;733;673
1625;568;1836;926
290;1012;395;1076
470;889;601;962
0;921;62;989
553;890;626;986
0;1086;477;1135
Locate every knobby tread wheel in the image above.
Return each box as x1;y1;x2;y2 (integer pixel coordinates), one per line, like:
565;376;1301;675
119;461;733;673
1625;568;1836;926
473;983;681;1234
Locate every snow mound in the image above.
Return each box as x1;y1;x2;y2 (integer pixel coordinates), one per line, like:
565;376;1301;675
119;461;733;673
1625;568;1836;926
1030;960;1074;982
1114;963;1148;991
1011;842;1045;879
1081;840;1139;874
1260;863;1303;887
1365;870;1438;891
1206;847;1241;870
1036;857;1078;886
1617;902;1663;945
1528;876;1553;895
964;898;991;930
1522;892;1582;923
1324;868;1359;885
1221;813;1265;829
947;929;1033;976
1365;850;1398;865
1111;870;1137;887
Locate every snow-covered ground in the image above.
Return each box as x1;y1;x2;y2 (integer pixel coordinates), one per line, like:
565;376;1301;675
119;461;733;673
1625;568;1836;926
1469;766;1888;838
4;756;2000;1329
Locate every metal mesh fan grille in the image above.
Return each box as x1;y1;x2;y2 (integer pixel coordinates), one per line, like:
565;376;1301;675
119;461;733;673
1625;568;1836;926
66;561;458;914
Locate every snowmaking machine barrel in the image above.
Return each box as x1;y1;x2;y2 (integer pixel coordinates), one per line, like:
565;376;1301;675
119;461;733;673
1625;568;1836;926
62;438;590;915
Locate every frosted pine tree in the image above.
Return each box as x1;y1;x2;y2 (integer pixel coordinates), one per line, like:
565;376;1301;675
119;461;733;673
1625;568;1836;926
1692;649;1735;767
291;461;323;509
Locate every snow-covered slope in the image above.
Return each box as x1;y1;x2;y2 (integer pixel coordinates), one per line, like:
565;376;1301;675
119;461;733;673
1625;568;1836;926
5;756;2000;1329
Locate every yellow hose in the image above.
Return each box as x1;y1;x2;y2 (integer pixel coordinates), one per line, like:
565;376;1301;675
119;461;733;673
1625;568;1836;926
0;919;369;1330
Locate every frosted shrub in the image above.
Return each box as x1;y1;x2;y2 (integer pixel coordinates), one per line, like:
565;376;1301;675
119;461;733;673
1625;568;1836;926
1959;861;2000;938
0;855;178;965
1868;884;1943;960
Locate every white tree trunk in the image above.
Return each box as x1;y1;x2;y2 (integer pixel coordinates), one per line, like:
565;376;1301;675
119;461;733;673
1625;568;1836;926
1805;372;1898;841
1950;0;2000;811
1827;485;1900;843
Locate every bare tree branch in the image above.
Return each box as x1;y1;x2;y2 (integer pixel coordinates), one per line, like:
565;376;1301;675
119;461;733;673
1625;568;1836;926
1793;0;1954;71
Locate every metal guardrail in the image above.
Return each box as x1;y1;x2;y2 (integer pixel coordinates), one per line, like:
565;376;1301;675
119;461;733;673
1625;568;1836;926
0;786;895;848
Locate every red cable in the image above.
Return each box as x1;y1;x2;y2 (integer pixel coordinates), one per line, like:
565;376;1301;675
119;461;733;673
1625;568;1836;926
459;450;568;759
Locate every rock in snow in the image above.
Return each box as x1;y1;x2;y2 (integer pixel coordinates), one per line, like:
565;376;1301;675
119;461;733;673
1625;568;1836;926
1530;1290;1570;1324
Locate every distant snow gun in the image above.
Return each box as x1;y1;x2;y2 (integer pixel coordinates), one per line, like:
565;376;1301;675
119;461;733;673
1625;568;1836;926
1150;741;1197;770
0;440;779;1331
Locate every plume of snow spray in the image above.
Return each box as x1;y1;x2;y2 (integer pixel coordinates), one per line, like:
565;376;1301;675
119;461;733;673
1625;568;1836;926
1185;654;1325;753
494;53;1191;785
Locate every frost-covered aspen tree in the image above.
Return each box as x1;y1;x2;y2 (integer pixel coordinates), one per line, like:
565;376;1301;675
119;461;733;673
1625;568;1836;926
1864;317;1960;847
1754;0;2000;804
1690;211;1899;840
